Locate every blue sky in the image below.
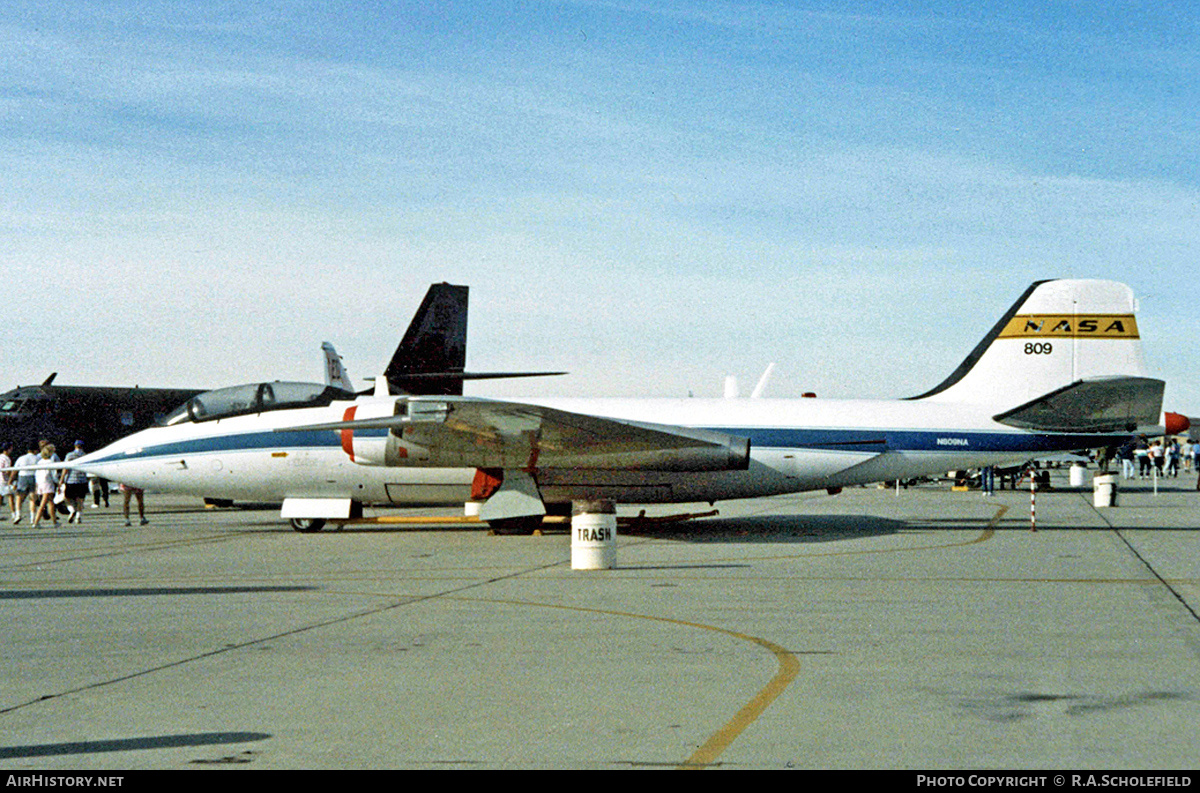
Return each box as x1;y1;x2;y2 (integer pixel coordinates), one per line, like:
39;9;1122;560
4;1;1198;415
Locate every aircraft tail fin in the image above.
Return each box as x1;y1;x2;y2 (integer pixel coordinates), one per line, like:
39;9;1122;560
321;342;354;392
385;283;469;396
911;279;1162;424
382;282;567;396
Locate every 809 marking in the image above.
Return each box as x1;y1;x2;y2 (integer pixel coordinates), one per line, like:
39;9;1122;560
1024;342;1053;355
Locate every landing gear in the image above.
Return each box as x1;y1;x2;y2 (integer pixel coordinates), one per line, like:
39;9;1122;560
486;515;544;535
290;517;326;533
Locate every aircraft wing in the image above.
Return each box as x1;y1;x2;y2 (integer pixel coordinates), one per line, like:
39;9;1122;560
286;396;751;472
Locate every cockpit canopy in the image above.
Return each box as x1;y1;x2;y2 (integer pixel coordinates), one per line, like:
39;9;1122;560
0;397;30;416
0;390;47;418
163;382;355;425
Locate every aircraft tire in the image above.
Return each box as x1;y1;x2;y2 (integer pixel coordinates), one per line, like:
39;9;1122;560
290;518;326;533
487;515;544;535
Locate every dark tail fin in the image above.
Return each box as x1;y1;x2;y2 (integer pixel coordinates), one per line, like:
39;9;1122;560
385;283;469;396
383;282;568;396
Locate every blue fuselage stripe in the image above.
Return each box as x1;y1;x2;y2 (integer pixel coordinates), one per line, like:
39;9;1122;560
85;426;1122;466
740;428;1120;453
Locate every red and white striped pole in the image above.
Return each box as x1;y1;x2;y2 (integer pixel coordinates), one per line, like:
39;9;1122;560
1030;468;1037;532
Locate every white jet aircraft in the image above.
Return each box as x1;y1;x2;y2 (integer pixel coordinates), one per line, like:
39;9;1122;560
56;279;1166;532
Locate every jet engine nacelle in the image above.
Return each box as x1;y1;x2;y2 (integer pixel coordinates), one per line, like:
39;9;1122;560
339;401;408;467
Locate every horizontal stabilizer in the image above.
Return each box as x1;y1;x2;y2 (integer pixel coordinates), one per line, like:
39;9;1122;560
992;377;1164;433
390;370;567;385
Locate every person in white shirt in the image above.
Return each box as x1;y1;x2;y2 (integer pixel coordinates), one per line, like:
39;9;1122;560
13;441;41;524
0;441;14;520
31;443;61;528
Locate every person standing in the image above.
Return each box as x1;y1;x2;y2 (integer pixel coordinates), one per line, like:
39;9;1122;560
31;443;61;528
1166;439;1182;478
0;441;14;521
1194;442;1200;490
120;483;147;526
1148;440;1164;478
13;441;40;524
63;440;89;523
1118;440;1136;480
1135;437;1151;478
89;473;110;508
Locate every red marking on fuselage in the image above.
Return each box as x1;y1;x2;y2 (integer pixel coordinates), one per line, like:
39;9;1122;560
471;468;503;500
340;406;358;461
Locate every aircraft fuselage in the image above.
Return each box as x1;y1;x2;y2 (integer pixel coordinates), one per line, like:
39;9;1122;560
72;393;1124;507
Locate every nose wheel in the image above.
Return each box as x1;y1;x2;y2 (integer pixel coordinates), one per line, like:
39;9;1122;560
290;518;327;533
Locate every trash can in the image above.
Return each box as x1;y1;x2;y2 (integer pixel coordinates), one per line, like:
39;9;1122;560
571;500;617;570
1093;474;1118;508
1070;464;1087;488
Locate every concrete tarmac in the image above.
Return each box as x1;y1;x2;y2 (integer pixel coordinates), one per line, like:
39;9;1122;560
1;469;1198;769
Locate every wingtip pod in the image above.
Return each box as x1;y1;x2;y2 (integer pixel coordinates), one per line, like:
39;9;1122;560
913;279;1152;414
1164;412;1190;436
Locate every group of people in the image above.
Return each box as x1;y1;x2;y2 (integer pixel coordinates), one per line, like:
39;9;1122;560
1116;436;1199;481
0;439;147;527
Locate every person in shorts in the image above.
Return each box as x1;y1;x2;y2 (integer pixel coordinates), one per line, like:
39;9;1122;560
63;440;90;523
32;443;61;528
120;482;147;526
13;441;41;524
0;441;14;520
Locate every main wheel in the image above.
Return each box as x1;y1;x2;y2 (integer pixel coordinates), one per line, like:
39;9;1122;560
290;518;326;533
487;515;544;535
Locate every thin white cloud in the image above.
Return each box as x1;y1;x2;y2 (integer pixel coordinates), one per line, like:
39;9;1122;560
1;2;1197;412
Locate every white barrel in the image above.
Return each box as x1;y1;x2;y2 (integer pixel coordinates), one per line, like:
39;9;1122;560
1093;474;1118;508
1070;464;1087;488
571;500;616;570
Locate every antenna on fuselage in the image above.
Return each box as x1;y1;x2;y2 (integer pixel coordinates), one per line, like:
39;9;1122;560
723;364;776;399
750;363;776;399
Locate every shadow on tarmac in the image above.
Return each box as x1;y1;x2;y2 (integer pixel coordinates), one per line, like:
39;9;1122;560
0;586;316;600
624;513;904;543
0;731;270;759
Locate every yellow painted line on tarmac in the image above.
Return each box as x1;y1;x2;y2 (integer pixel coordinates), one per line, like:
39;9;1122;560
348;515;485;525
465;594;800;770
679;630;798;770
